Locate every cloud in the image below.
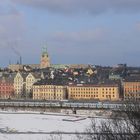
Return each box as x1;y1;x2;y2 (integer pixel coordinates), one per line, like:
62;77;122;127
46;28;111;63
48;28;107;45
0;1;25;48
135;22;140;31
12;0;140;15
46;26;140;65
0;4;18;16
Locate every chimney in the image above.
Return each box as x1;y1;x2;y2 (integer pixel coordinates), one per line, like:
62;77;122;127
20;56;22;65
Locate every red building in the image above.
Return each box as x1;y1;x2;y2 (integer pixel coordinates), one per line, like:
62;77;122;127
0;76;14;99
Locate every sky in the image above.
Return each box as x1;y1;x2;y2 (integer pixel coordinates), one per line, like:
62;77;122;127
0;0;140;67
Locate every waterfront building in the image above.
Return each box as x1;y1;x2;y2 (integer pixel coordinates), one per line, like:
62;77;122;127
123;77;140;101
14;72;28;98
26;73;41;98
68;84;120;101
33;81;120;101
0;75;14;99
33;83;67;100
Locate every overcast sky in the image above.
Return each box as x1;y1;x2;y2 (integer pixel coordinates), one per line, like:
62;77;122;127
0;0;140;67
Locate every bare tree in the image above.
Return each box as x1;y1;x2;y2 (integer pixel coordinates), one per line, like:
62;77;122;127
48;132;63;140
77;101;140;140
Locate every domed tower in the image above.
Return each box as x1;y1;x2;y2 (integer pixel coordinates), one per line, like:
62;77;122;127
40;45;50;69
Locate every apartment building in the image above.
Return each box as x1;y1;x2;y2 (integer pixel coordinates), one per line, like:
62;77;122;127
68;84;120;101
14;72;27;98
33;82;120;101
26;73;41;98
0;75;14;99
123;77;140;100
33;83;67;100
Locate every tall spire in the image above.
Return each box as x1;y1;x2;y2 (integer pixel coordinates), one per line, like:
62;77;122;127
40;43;50;69
43;44;47;52
42;44;48;55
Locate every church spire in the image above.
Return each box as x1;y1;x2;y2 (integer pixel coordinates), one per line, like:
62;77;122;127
42;45;48;56
40;44;50;69
42;45;48;52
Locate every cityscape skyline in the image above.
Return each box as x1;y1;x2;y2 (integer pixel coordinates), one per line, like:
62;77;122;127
0;0;140;67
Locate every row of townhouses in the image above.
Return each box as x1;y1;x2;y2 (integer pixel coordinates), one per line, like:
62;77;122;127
14;72;41;98
0;71;140;101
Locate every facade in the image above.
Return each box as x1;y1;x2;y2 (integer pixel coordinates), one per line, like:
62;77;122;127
51;64;89;69
26;73;41;98
14;72;27;98
33;83;120;101
40;47;50;69
68;84;120;101
33;84;67;100
123;79;140;100
8;64;24;72
109;74;122;80
0;76;14;99
8;64;40;72
14;72;41;99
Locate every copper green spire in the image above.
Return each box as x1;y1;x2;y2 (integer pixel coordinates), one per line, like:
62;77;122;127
42;44;48;56
43;45;47;51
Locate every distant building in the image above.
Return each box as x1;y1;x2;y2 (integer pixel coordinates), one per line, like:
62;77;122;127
8;64;24;72
66;64;88;69
8;45;50;71
8;64;40;72
123;77;140;101
68;84;120;101
51;64;89;69
8;44;89;71
40;46;50;69
109;64;127;80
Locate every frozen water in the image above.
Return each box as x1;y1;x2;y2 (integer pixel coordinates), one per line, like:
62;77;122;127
0;111;93;140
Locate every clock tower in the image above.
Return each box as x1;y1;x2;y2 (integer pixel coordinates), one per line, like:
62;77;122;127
40;45;50;69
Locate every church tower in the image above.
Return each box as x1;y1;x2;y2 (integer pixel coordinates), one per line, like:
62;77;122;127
40;45;50;69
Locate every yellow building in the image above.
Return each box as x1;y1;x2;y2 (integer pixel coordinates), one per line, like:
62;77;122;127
123;79;140;101
9;64;24;72
68;84;120;101
33;84;67;100
8;64;40;72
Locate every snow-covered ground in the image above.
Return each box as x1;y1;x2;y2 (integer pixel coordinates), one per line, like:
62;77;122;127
0;111;95;140
0;134;76;140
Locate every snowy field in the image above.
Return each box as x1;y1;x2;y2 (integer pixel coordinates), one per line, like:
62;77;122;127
0;111;94;140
